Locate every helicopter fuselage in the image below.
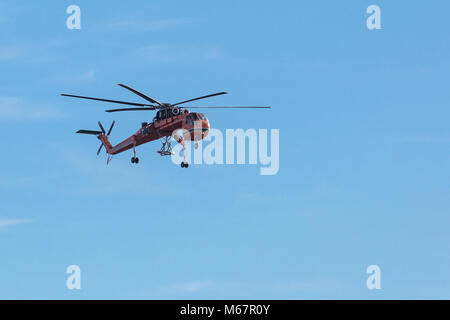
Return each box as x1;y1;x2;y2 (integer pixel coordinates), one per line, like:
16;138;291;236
99;111;210;155
67;83;268;166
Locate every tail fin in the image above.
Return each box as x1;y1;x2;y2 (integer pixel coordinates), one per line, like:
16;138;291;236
76;121;115;156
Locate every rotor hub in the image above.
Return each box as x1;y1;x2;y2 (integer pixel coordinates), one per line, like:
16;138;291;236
161;103;172;109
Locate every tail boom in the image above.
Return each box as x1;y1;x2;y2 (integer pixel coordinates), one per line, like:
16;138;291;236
98;135;114;154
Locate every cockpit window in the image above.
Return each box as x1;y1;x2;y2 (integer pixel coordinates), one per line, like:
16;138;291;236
191;113;198;120
185;116;191;124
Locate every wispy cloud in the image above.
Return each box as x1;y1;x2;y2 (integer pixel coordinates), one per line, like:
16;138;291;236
138;44;222;63
169;281;212;293
277;277;341;293
0;219;31;230
0;172;60;189
0;39;69;62
79;69;96;81
0;97;64;120
46;69;96;84
55;145;177;197
392;136;450;144
109;18;193;31
237;191;265;201
0;46;25;61
236;191;288;203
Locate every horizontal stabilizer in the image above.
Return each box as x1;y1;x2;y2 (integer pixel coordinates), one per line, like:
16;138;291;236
77;129;103;135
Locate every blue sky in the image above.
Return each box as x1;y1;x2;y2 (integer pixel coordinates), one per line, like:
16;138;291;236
0;0;449;299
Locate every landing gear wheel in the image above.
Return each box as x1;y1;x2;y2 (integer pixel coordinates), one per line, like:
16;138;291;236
131;157;135;163
181;161;189;168
131;157;139;164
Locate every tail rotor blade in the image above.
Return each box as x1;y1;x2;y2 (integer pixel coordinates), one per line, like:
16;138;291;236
107;120;115;136
96;143;104;156
98;121;106;134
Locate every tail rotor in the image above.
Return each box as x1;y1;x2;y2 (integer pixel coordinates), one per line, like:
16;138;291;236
96;121;115;155
98;121;106;134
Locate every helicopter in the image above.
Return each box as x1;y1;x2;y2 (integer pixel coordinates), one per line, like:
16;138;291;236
62;84;270;168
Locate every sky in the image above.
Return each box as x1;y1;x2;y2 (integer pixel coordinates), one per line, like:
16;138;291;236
0;0;449;299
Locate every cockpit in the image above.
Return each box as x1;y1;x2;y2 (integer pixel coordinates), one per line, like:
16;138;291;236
185;112;207;124
184;112;210;140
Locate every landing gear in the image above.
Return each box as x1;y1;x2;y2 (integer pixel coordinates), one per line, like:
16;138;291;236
157;136;174;156
131;137;139;164
175;134;189;169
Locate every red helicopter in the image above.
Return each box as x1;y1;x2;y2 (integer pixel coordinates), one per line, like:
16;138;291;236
62;84;270;168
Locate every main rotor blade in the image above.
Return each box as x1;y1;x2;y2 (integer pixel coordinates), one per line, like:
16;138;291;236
172;92;228;106
105;107;157;113
118;84;162;106
61;94;154;107
185;106;271;109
